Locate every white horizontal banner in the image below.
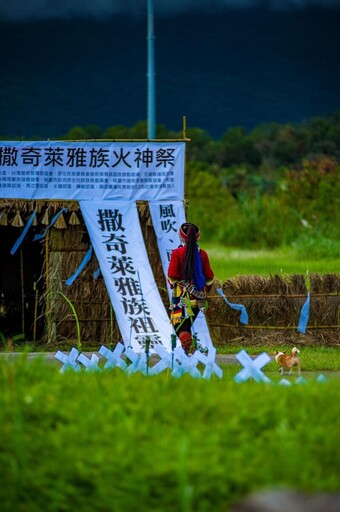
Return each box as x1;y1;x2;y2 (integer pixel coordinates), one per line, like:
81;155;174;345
0;141;185;201
149;201;214;350
80;201;173;352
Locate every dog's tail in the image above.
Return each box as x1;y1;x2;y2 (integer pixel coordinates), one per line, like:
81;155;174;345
292;347;300;355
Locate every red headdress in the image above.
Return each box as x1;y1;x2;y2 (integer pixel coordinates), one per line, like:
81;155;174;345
179;223;200;243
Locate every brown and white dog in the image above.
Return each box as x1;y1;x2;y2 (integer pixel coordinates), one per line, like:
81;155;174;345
274;347;301;375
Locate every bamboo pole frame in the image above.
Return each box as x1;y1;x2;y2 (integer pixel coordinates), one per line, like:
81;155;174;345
45;231;51;342
33;281;38;341
208;323;340;330
20;246;25;336
210;293;339;299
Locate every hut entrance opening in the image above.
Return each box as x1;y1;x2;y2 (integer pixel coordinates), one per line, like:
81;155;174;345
0;226;45;342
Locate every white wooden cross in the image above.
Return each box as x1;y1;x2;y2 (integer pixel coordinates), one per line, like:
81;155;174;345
149;344;173;375
55;348;81;373
195;345;223;380
234;350;271;383
99;343;127;371
77;352;100;372
124;348;148;375
278;378;292;386
172;347;201;379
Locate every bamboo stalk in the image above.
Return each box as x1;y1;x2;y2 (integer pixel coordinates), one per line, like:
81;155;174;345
182;115;187;140
183;115;189;215
110;303;114;346
20;246;25;336
45;231;51;342
33;281;38;341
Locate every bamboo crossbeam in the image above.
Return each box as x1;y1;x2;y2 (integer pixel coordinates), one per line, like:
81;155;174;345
208;323;340;330
210;293;339;299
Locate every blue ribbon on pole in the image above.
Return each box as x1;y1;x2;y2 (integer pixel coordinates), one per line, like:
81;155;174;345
10;211;37;255
297;292;310;334
33;208;68;241
216;287;249;325
65;246;93;286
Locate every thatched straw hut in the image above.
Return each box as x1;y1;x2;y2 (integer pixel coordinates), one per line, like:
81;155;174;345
0;199;167;348
0;199;339;348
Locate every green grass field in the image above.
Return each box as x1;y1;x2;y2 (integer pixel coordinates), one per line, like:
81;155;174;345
219;346;340;372
205;245;340;281
0;355;339;512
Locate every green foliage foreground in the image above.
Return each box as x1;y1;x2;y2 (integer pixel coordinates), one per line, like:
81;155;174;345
0;357;339;512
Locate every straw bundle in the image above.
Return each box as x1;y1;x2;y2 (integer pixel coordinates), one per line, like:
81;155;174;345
69;211;81;225
0;211;8;226
54;211;67;230
207;274;340;347
41;210;50;225
10;210;24;227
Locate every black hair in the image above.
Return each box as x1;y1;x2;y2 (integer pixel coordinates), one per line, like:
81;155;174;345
183;223;199;281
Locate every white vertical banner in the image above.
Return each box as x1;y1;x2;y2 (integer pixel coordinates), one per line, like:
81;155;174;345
80;201;172;352
149;201;214;350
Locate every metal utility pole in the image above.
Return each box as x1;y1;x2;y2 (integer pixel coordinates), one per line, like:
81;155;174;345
147;0;156;139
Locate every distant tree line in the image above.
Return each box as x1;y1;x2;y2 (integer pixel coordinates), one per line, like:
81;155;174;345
62;112;340;167
3;112;340;255
60;113;340;255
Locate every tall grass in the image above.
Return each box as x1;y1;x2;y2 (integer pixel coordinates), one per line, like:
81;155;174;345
0;357;339;512
47;291;82;350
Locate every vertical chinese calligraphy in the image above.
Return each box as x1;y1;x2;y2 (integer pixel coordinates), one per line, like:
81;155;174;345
80;201;173;352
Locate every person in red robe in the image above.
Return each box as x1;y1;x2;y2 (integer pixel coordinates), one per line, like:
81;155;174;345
167;222;214;354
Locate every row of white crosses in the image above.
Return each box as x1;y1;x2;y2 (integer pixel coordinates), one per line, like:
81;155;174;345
55;346;327;383
55;342;224;380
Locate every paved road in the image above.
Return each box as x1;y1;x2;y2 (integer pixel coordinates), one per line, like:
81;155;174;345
1;351;339;379
0;351;239;364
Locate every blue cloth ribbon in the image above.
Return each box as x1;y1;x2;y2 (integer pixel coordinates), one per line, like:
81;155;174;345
65;246;93;286
216;287;249;325
297;292;310;334
193;244;206;290
10;211;37;255
93;267;101;279
33;208;68;241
